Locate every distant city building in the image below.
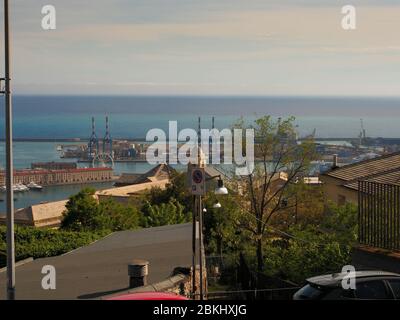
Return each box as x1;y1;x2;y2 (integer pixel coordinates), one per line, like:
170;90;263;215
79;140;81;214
0;167;113;186
31;161;77;170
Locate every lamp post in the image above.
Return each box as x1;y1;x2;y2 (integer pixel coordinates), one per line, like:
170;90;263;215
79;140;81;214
190;118;228;300
197;174;227;300
1;0;16;300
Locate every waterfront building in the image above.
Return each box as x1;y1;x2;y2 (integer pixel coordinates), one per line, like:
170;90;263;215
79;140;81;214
0;167;113;186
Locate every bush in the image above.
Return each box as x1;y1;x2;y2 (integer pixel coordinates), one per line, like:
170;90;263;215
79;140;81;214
0;226;107;268
141;198;190;227
61;187;140;232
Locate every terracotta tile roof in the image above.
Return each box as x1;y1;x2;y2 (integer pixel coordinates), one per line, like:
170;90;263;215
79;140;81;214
322;151;400;182
345;168;400;191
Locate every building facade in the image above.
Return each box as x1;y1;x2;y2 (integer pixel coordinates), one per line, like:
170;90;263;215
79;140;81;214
0;167;113;186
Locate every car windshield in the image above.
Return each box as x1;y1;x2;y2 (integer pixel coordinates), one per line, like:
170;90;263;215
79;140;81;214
294;284;324;300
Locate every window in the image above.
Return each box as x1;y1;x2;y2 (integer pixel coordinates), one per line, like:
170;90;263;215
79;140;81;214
322;288;350;300
387;280;400;299
355;280;390;300
293;284;324;300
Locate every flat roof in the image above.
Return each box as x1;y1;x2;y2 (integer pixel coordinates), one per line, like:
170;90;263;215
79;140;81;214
0;223;192;300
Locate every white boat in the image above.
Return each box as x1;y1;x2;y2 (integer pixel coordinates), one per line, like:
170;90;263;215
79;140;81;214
27;181;43;190
1;184;27;192
16;183;29;192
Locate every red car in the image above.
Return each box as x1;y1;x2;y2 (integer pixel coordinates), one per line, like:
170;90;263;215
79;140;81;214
107;292;189;300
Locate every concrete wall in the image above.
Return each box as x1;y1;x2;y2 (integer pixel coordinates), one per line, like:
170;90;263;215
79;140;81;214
320;175;358;205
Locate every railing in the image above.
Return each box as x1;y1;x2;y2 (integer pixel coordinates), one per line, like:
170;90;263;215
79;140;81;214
358;180;400;251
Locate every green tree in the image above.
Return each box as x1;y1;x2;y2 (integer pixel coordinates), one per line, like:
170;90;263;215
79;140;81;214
203;194;243;257
61;188;140;232
146;171;192;212
61;188;103;231
99;199;140;231
233;116;318;272
141;199;189;227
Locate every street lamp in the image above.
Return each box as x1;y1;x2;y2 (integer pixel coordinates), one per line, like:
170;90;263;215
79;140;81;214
212;201;222;209
214;178;228;195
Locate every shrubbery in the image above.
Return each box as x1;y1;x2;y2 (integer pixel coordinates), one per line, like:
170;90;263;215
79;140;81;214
61;187;140;232
0;226;107;268
141;198;190;227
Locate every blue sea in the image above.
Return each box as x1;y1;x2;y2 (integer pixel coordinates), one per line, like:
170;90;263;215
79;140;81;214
0;95;400;212
1;95;400;139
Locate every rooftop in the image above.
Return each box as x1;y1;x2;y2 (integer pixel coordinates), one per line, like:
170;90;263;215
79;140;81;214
0;223;192;300
97;179;169;197
322;151;400;182
344;167;400;191
115;163;173;186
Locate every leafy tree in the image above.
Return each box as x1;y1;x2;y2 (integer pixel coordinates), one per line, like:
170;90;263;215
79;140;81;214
61;188;140;231
203;194;244;257
264;203;358;284
61;188;103;231
233;116;318;272
99;199;140;231
146;171;192;212
141;199;190;227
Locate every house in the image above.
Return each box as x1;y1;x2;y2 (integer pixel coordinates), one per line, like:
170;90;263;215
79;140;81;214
321;152;400;205
0;200;68;228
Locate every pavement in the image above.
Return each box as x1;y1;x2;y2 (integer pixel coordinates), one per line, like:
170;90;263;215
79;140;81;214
0;223;192;300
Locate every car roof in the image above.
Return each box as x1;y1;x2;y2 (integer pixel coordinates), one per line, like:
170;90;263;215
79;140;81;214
307;270;400;287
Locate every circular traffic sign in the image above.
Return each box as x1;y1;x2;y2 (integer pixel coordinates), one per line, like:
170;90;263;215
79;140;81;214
192;169;203;184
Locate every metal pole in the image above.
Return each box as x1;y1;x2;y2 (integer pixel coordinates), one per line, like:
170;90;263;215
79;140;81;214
198;195;204;300
4;0;15;300
191;194;196;298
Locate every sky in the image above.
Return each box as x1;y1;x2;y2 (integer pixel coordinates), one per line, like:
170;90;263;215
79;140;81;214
0;0;399;96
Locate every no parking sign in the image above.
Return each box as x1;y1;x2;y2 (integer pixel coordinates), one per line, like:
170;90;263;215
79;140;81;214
191;167;206;195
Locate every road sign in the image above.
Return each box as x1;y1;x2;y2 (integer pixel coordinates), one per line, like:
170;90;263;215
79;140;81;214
191;167;206;195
